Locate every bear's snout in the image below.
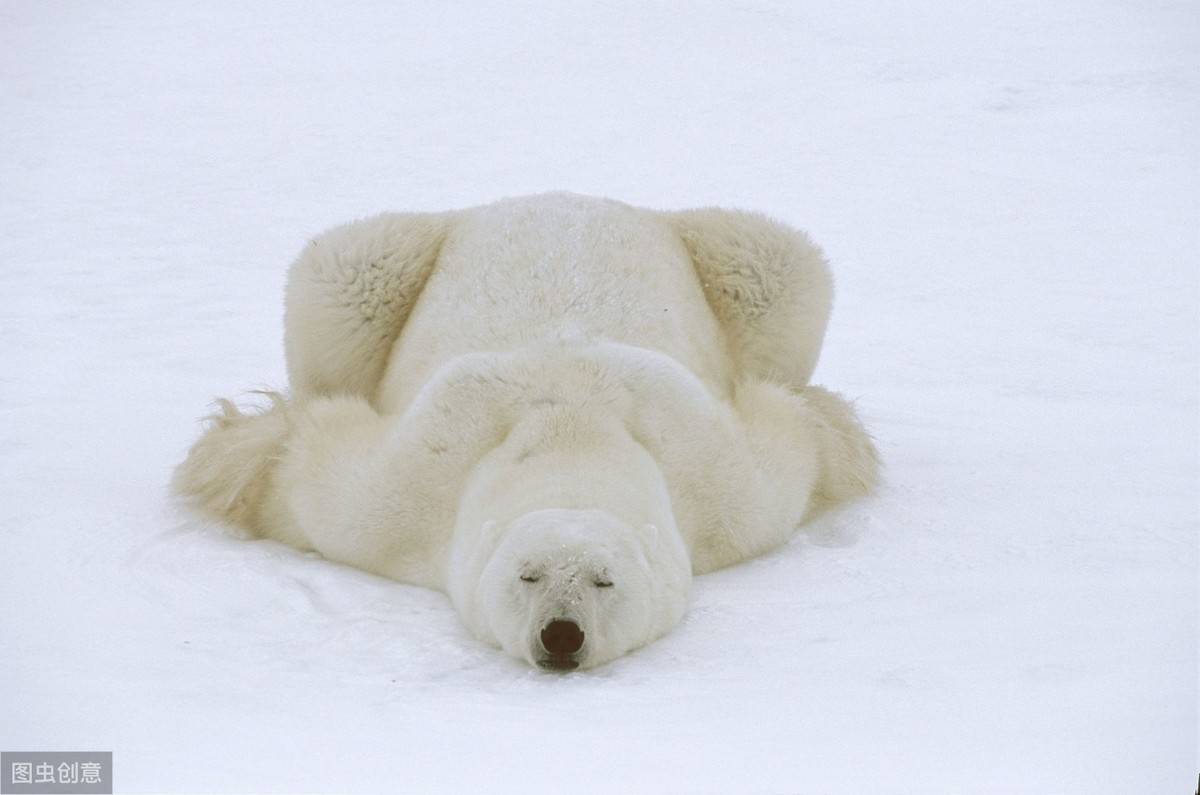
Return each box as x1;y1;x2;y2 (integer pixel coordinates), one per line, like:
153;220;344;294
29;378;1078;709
538;619;584;670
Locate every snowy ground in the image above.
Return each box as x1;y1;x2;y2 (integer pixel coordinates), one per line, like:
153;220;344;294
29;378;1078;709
1;1;1196;792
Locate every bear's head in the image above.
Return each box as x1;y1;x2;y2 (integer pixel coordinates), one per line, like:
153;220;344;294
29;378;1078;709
453;508;691;671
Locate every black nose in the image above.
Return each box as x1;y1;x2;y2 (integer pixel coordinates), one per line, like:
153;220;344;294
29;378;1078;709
541;619;584;656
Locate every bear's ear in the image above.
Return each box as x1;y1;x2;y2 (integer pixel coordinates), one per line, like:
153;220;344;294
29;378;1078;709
659;207;833;388
285;211;457;402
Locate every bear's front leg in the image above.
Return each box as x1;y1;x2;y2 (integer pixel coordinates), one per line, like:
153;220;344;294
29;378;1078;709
172;392;293;537
691;380;879;572
174;378;511;587
172;393;388;553
735;379;879;520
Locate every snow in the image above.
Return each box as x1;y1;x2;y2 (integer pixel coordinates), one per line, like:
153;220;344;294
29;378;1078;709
1;1;1196;792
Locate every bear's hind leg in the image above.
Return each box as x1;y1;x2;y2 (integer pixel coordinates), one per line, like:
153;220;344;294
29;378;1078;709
663;208;832;388
284;211;453;402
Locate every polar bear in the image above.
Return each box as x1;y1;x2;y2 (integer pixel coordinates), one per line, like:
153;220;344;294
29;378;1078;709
173;193;878;671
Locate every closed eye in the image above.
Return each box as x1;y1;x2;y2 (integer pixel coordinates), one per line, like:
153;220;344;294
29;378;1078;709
594;580;613;588
520;574;541;583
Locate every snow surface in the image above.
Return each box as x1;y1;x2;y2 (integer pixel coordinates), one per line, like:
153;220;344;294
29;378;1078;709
1;1;1196;792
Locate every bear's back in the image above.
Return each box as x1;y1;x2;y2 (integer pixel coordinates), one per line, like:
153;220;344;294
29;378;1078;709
376;193;731;414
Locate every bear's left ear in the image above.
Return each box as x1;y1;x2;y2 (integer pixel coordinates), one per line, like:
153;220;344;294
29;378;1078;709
659;207;833;388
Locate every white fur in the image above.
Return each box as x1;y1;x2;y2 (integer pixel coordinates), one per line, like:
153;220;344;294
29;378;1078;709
174;192;878;670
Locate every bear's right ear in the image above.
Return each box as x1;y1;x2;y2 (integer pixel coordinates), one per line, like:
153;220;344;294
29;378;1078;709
284;211;457;402
660;207;833;388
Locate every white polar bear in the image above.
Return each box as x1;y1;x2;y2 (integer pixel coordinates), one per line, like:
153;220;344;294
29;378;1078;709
174;192;878;671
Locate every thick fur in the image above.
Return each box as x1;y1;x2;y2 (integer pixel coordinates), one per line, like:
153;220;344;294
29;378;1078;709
173;393;291;535
174;193;878;670
663;208;833;387
285;211;453;402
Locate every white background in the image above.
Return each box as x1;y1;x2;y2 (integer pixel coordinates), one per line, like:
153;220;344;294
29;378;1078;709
1;1;1196;792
